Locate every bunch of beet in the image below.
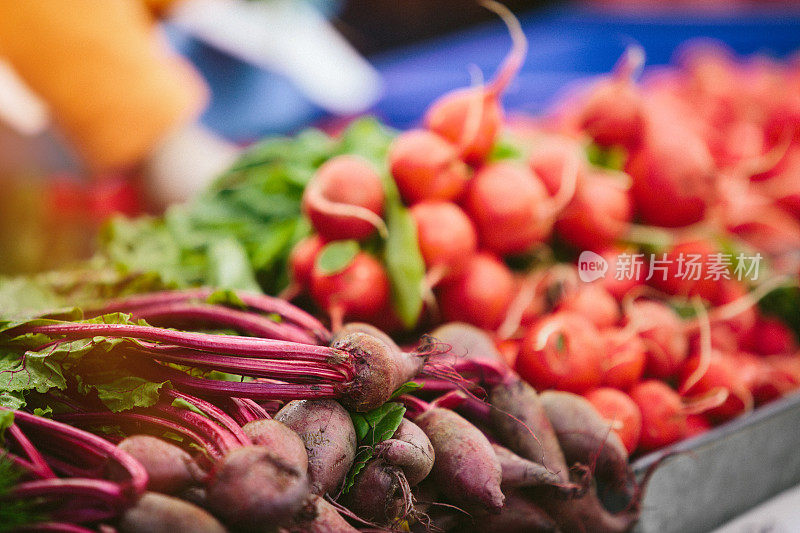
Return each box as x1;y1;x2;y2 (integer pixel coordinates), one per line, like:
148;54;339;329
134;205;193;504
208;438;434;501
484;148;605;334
2;284;659;533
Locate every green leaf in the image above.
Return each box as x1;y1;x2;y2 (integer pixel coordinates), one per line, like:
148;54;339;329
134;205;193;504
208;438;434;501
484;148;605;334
207;239;261;293
32;406;52;418
91;376;169;412
0;313;171;412
489;137;524;161
0;410;13;441
337;117;396;166
586;143;627;171
0;277;64;321
315;241;360;275
759;285;800;342
0;349;67;395
389;381;423;400
382;182;426;329
205;289;247;309
0;391;25;410
344;402;406;494
171;397;208;418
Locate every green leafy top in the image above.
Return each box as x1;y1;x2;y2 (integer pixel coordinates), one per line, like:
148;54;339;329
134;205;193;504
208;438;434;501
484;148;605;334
98;117;428;329
0;312;169;412
342;401;407;494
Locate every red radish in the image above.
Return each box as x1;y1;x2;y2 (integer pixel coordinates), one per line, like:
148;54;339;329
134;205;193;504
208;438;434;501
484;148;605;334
302;155;387;241
497;267;574;339
437;253;515;330
729;351;794;405
310;252;390;330
531;136;631;251
601;328;646;390
679;352;753;422
624;300;688;379
684;414;712;438
516;311;603;393
288;235;326;288
585;387;642;455
626;108;716;227
575;46;647;150
388;129;471;204
742;315;798;356
410;201;478;282
711;279;757;331
281;234;327;300
552;170;634;251
593;246;646;301
648;238;720;304
629;380;687;451
727;203;800;256
765;354;800;391
423;0;527;165
557;283;620;329
527;134;588;195
464;161;554;255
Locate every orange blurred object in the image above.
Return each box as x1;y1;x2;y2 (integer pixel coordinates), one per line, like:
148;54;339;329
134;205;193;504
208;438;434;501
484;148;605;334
0;0;207;172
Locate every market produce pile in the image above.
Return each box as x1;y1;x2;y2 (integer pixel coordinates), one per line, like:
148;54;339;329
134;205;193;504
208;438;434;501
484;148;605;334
2;4;800;531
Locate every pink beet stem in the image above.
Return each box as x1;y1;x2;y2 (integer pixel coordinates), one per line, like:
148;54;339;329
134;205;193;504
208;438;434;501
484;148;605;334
97;288;331;342
8;409;148;500
8;424;56;479
138;361;342;401
118;345;352;383
162;389;252;447
22;322;341;363
56;411;224;461
128;302;319;345
148;404;243;455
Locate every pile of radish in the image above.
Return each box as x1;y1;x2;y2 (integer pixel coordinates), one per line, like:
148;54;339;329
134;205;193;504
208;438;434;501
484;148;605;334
279;8;800;458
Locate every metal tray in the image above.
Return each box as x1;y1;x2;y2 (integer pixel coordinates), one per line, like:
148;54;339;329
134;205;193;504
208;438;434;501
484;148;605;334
633;393;800;533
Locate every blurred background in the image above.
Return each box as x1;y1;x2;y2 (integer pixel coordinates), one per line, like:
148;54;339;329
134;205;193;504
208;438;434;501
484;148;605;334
0;0;799;275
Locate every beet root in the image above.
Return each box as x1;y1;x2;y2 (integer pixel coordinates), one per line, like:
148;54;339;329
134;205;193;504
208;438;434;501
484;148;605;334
376;418;435;486
469;492;559;533
275;399;357;496
118;492;227;533
540;390;634;498
332;331;428;412
414;407;505;513
344;458;412;525
538;473;641;533
493;443;578;496
118;435;205;495
205;445;309;532
242;419;309;473
488;378;569;483
287;495;359;533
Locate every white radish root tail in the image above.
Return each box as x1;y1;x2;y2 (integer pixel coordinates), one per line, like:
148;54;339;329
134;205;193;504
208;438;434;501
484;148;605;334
305;184;389;239
481;0;528;96
680;297;712;394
